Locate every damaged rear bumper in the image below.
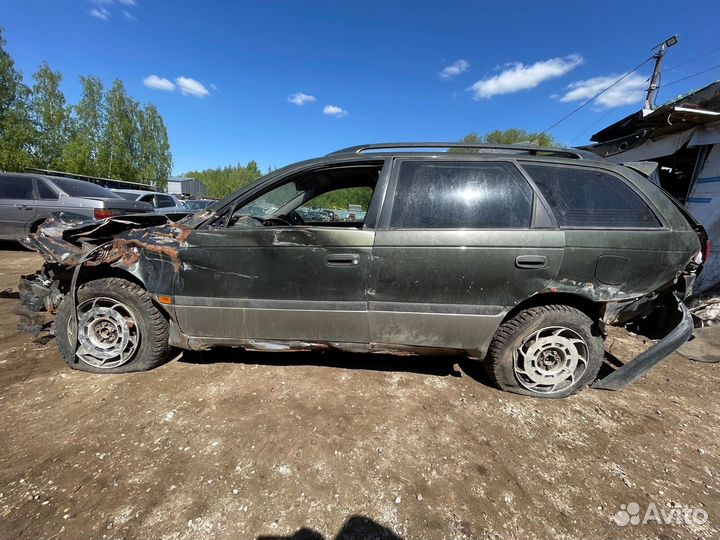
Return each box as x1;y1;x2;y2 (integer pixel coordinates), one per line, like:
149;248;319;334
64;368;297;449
592;297;694;391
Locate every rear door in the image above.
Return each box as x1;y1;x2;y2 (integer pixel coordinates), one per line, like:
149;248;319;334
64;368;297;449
0;175;37;239
368;158;564;356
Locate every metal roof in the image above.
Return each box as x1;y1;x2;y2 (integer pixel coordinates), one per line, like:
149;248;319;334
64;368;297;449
590;80;720;143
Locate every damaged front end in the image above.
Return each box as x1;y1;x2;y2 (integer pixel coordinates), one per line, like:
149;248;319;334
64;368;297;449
19;212;190;337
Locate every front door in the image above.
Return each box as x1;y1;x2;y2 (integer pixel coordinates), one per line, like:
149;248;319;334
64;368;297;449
173;161;386;346
176;226;374;344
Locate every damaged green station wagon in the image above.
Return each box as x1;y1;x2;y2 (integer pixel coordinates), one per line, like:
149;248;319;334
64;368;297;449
20;143;708;398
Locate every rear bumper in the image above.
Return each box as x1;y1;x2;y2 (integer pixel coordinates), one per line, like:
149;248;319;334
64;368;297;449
593;296;694;391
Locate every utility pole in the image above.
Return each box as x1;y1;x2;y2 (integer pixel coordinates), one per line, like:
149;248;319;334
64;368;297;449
643;35;678;115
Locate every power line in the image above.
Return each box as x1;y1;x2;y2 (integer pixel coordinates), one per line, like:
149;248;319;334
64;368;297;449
570;76;651;143
534;56;654;141
659;63;720;89
665;46;720;72
570;62;720;144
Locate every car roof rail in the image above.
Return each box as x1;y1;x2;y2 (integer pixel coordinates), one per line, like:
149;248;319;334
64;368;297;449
327;142;600;160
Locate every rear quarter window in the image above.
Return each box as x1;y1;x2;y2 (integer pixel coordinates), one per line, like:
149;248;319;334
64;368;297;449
521;164;661;228
390;161;533;229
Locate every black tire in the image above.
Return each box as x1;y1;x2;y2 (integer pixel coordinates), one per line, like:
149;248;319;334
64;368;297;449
55;277;171;374
485;305;604;398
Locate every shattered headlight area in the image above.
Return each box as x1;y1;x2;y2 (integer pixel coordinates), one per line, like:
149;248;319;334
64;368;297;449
17;212;191;339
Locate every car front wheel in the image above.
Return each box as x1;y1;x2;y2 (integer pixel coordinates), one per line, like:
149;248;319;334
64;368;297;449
485;305;604;398
55;277;171;373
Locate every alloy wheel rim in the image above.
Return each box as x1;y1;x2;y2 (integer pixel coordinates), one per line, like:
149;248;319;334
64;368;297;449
512;326;588;395
71;297;140;369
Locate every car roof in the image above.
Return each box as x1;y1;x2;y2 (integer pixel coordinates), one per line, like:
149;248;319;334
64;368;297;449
113;188;168;196
326;142;603;161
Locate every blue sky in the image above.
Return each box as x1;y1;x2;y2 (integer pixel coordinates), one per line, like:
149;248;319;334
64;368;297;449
3;0;720;174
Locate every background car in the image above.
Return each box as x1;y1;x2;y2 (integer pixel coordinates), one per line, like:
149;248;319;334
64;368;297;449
0;172;153;240
113;189;191;219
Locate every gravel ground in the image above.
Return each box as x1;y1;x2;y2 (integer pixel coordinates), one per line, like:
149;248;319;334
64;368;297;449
0;245;718;540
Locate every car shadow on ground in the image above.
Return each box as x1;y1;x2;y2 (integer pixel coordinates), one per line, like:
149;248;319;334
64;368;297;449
0;240;30;252
177;346;492;382
258;515;404;540
178;345;625;390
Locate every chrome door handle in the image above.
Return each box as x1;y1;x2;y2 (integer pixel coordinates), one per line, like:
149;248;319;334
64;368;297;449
326;253;360;266
515;255;547;269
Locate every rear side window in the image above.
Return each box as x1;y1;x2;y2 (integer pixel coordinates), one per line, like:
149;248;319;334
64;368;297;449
522;164;660;228
0;176;34;199
390;161;533;229
50;177;119;199
156;195;175;208
36;180;57;199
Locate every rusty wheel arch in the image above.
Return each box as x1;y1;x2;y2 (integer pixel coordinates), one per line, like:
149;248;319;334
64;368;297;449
502;292;603;327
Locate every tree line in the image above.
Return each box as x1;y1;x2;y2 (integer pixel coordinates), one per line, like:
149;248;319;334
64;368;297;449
182;162;266;199
0;28;172;188
184;128;558;204
455;129;559;149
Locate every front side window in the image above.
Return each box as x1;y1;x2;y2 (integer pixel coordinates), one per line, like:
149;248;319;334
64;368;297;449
0;176;35;200
298;187;372;222
390;161;533;229
522;164;661;228
230;181;304;224
220;162;382;229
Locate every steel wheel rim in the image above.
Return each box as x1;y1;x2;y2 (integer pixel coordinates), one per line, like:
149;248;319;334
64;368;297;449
512;326;588;395
71;297;140;369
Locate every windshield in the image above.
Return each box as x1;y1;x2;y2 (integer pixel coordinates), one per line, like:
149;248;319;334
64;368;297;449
51;178;121;199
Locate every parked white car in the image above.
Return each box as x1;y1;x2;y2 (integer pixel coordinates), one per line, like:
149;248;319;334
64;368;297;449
112;189;191;218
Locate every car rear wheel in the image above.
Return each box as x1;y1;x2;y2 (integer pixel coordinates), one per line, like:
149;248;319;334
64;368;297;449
485;305;603;398
56;277;171;373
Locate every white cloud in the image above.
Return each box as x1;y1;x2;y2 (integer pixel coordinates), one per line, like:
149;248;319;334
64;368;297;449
439;59;469;80
143;75;175;92
88;0;136;20
175;76;210;98
287;92;316;106
89;7;110;20
468;54;583;99
558;73;648;108
323;105;348;118
210;83;218;91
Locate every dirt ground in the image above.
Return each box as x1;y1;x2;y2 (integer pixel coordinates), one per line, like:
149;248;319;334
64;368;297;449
0;245;718;540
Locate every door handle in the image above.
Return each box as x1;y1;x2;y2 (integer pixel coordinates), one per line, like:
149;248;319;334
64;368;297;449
326;253;360;266
14;204;33;210
515;255;547;269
